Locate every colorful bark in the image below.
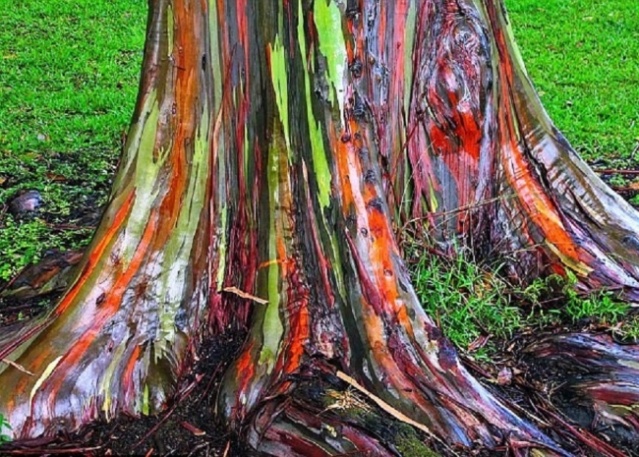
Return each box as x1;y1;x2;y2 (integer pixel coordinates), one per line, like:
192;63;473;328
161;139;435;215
525;333;639;454
0;0;217;436
0;0;638;456
388;0;639;296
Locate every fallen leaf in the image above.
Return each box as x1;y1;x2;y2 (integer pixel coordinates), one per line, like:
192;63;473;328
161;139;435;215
45;173;68;182
497;367;512;386
468;335;489;352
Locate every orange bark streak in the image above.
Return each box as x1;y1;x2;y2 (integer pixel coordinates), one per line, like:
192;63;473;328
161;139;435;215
503;136;583;263
40;212;160;408
333;130;356;210
55;190;135;316
123;345;142;400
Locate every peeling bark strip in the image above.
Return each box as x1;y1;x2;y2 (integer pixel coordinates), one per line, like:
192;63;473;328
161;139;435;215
1;0;639;455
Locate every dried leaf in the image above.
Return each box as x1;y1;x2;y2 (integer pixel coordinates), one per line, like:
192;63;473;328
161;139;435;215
497;367;512;386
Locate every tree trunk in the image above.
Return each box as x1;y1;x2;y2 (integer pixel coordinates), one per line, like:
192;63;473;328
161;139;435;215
1;0;638;455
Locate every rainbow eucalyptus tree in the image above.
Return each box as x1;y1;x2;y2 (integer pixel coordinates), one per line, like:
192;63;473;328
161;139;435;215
2;0;639;455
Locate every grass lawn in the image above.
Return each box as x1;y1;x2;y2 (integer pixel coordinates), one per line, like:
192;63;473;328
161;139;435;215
0;0;147;280
0;1;637;347
506;0;639;162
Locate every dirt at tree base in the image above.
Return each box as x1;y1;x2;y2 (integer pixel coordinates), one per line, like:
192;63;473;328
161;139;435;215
0;330;256;457
0;300;636;456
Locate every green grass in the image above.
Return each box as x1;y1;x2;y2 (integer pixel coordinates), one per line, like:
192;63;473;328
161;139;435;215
0;413;10;443
411;252;522;359
409;244;638;360
0;0;147;281
506;0;639;162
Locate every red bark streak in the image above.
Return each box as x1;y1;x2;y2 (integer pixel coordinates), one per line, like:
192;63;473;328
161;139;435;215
589;387;639;406
277;257;310;384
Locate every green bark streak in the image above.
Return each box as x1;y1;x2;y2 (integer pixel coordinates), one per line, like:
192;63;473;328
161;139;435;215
100;342;128;416
167;4;174;56
260;130;286;368
297;4;331;210
403;2;417;111
314;0;346;112
270;40;291;153
122;95;162;264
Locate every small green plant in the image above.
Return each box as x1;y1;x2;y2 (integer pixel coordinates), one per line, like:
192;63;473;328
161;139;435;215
608;174;627;188
0;413;11;443
408;239;634;360
561;271;629;323
618;314;639;342
410;248;523;357
395;425;441;457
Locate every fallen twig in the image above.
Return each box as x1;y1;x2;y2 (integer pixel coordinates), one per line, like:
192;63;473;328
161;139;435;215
222;287;268;305
180;421;206;437
131;403;180;450
335;371;442;444
1;358;34;376
221;441;231;457
594;168;639;176
45;223;96;231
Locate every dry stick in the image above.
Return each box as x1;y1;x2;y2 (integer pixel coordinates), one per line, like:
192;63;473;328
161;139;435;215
333;451;372;457
222;287;268;305
594;169;639;175
334;371;452;453
222;441;231;457
609;185;639;193
45;223;96;231
131;402;180;450
1;358;34;376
